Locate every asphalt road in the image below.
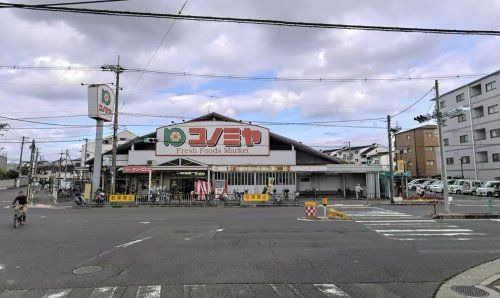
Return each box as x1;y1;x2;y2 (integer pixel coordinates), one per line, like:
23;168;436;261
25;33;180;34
0;188;499;298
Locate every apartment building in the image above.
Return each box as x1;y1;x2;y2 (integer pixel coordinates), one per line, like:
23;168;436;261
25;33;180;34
438;70;500;180
323;143;389;165
395;125;439;177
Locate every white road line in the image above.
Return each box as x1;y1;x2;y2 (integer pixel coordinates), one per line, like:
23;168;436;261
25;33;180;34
136;285;161;298
383;233;486;236
0;264;4;270
270;284;304;298
393;237;472;241
89;287;117;298
491;219;500;222
0;290;27;298
42;289;72;298
364;223;457;227
356;220;435;223
184;285;207;296
313;284;350;297
116;237;151;248
139;222;150;224
374;229;473;232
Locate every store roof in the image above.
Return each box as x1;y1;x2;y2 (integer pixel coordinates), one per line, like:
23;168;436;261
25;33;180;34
86;112;344;165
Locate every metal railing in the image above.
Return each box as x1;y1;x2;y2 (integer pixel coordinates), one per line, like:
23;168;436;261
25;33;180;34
78;191;301;207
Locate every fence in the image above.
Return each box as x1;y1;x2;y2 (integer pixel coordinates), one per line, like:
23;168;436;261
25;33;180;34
79;191;301;207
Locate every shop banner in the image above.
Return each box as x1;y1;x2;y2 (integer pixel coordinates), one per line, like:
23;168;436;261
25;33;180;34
109;194;135;202
123;165;150;174
156;121;270;156
243;193;269;202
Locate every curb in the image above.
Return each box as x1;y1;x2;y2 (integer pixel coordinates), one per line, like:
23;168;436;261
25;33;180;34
432;213;500;219
72;204;301;208
435;258;500;298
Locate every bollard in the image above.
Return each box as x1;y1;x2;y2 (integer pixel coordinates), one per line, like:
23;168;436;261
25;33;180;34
321;197;327;218
305;201;317;219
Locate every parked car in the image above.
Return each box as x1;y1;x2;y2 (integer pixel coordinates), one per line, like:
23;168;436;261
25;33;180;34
476;181;500;197
428;180;456;193
448;179;482;195
422;179;438;190
408;179;431;191
426;181;441;191
408;178;436;190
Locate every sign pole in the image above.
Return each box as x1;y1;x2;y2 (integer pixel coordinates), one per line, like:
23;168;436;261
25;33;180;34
92;119;104;198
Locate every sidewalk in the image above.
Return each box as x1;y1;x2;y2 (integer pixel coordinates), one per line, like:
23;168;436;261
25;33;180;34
31;190;70;209
436;258;500;298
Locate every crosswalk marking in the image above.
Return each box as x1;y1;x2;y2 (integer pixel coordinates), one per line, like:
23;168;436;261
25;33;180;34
183;285;207;297
1;283;354;298
89;287;117;298
313;284;351;297
136;285;161;298
42;289;72;298
355;210;488;241
0;290;27;298
270;284;304;297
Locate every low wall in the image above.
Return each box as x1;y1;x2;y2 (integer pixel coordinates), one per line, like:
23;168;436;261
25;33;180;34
0;177;28;189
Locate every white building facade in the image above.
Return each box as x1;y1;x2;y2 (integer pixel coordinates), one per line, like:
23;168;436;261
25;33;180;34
90;113;387;198
439;70;500;181
323;143;389;165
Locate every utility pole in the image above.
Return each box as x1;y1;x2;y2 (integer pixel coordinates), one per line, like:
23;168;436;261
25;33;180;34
83;138;88;182
102;56;124;195
58;150;64;191
27;140;36;202
17;136;27;187
387;115;395;204
435;80;450;214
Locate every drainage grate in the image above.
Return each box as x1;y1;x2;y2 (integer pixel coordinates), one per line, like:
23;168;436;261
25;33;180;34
73;266;102;275
451;285;489;297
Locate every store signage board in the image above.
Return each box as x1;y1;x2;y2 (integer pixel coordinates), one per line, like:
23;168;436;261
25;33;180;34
88;84;115;122
156;121;270;156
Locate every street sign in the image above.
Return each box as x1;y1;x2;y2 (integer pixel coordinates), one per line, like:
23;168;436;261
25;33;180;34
88;84;115;122
243;194;269;202
109;194;135;202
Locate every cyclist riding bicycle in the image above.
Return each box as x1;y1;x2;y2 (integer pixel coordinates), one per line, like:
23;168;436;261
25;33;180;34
12;190;28;221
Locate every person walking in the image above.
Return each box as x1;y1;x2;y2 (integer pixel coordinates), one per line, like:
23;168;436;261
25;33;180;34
355;183;363;200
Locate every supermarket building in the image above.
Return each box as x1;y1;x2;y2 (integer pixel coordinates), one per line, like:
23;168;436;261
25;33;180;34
95;113;387;198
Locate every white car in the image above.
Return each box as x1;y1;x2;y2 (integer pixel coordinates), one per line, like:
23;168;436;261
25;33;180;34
476;181;500;197
448;179;482;195
408;179;431;191
426;181;441;191
422;179;438;190
429;180;456;193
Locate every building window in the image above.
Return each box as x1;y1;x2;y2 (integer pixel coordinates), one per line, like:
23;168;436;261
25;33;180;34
442;119;448;127
444;138;449;146
461;156;470;164
354;159;359;162
476;151;488;163
470;84;482;97
426;160;434;166
490;128;500;138
408;161;413;166
458;114;466;123
486;81;496;92
446;158;454;165
456;93;465;102
474;128;486;140
488;104;499;115
406;135;411;140
425;146;434;152
472;106;484;118
427;132;433;138
493;153;500;162
407;148;412;153
439;100;446;108
459;135;468;143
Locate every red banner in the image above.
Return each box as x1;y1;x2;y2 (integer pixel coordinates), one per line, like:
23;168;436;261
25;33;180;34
122;165;150;174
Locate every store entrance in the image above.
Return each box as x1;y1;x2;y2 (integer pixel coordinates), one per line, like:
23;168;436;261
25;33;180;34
170;178;197;195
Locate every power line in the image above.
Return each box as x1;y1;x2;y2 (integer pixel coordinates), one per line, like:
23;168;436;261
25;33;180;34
0;65;101;71
29;0;131;7
128;68;489;83
1;2;500;36
391;86;435;118
121;0;189;109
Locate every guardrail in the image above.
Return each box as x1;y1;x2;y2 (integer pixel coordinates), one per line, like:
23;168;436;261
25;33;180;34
79;192;301;207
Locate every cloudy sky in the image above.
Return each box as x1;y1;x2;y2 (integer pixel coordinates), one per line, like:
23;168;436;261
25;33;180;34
0;0;499;162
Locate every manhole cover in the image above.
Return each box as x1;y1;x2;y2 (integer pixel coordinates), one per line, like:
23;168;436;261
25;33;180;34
451;285;489;297
173;230;190;234
73;266;102;275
